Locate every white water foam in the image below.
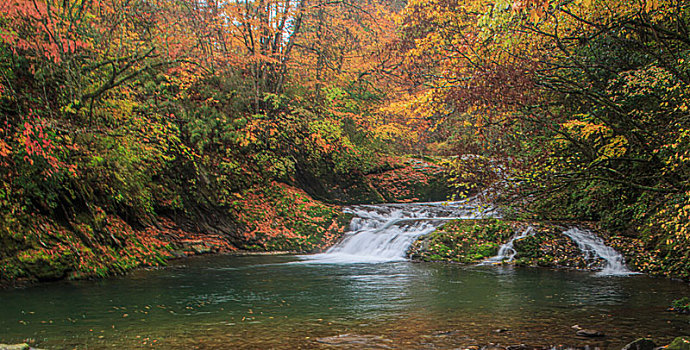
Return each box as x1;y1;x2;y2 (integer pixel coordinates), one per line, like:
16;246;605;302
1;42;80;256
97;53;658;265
301;199;495;264
298;197;635;276
561;227;636;276
479;226;535;265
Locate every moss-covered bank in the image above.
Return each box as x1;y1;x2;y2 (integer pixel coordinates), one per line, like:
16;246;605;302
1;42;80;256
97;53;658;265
0;181;349;287
408;219;635;271
0;156;450;287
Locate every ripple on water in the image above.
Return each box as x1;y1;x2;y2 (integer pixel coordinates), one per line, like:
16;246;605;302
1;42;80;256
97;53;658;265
0;256;688;349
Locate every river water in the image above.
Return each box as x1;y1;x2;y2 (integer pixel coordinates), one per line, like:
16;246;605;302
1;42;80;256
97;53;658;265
0;202;688;349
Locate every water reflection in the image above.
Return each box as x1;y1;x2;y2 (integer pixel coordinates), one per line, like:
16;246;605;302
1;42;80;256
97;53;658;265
0;255;688;349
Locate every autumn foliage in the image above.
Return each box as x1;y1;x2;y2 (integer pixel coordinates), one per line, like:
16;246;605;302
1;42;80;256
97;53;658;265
1;0;689;283
399;0;690;278
0;0;446;284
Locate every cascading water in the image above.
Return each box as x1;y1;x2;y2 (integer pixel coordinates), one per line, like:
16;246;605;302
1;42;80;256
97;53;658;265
561;227;636;276
301;199;496;264
479;226;535;265
299;197;634;276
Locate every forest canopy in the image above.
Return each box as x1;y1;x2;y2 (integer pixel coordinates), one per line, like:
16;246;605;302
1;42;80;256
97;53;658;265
0;0;688;281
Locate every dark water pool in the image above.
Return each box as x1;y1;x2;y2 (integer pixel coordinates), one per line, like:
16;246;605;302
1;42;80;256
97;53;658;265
0;254;688;349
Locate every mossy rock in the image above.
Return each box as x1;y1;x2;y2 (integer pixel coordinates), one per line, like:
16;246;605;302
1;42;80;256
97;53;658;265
476;242;499;258
513;235;542;258
667;337;690;350
670;297;690;313
407;219;514;264
0;258;28;280
409;220;618;271
621;338;656;350
18;249;74;281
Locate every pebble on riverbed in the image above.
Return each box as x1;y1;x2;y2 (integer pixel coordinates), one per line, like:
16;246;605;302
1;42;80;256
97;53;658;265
572;324;605;337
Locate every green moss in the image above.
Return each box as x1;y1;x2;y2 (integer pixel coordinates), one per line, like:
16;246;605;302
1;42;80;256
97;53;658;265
476;242;499;257
513;235;542;258
17;249;74;281
409;221;607;270
671;297;690;313
0;258;27;280
667;337;690;350
408;219;514;264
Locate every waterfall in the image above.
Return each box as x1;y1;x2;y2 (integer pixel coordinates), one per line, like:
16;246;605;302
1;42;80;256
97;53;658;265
301;199;495;264
479;226;535;265
298;197;635;276
561;227;636;276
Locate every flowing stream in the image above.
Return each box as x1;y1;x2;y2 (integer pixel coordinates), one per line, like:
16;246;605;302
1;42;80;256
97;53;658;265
479;226;536;265
562;227;635;276
0;201;685;349
303;200;495;264
304;200;632;278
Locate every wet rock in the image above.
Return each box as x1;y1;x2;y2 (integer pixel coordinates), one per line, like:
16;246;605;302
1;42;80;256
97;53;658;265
191;244;213;254
622;338;656;350
0;344;32;350
506;345;531;350
178;240;214;255
667;337;690;350
315;334;392;348
170;249;187;258
576;329;605;337
494;328;510;333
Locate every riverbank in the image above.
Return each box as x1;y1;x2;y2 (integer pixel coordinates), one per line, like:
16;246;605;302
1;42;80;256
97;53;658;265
0;182;346;288
0;156;451;288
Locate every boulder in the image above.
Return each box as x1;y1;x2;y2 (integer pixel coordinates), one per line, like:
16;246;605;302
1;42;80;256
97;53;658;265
622;338;657;350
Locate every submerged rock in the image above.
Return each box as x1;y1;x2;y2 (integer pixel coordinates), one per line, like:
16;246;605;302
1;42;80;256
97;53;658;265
506;345;531;350
432;330;460;337
315;334;392;348
622;338;656;350
575;329;605;337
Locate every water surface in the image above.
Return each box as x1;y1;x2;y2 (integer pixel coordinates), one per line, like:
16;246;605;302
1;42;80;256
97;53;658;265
0;254;688;349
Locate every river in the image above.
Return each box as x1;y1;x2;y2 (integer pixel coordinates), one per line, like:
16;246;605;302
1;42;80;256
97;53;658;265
0;202;688;349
